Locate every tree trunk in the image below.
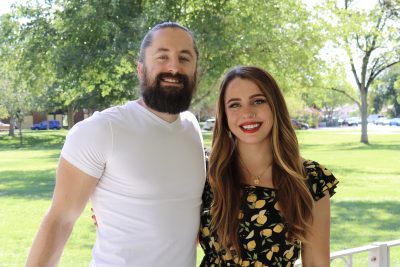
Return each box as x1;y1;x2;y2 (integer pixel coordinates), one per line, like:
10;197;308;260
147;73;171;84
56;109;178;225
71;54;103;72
8;114;15;137
360;90;369;144
67;105;75;129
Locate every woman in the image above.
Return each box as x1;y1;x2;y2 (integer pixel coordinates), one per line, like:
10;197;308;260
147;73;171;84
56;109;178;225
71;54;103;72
199;66;338;266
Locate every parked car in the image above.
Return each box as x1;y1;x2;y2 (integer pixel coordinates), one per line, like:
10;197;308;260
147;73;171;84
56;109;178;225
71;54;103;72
31;120;61;130
291;119;309;130
389;118;400;126
337;118;345;125
0;121;10;131
374;117;390;126
367;114;384;124
202;118;215;131
342;117;361;126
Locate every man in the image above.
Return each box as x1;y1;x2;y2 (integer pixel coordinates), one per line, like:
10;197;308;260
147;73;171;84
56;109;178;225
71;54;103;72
26;22;206;267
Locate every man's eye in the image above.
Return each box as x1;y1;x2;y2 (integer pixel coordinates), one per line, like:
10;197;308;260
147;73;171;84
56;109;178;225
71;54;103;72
158;55;168;60
180;57;190;62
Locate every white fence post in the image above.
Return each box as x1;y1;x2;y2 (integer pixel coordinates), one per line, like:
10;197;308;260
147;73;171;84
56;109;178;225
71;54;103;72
368;242;389;267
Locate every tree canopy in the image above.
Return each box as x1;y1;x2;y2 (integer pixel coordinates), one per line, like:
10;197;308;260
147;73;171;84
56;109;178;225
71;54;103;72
1;0;399;142
1;0;330;124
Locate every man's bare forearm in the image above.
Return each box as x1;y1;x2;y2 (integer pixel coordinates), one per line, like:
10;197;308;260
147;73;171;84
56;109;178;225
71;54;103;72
26;158;98;266
25;212;74;267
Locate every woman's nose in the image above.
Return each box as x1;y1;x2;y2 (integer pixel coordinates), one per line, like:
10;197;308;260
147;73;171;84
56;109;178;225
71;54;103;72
242;111;256;119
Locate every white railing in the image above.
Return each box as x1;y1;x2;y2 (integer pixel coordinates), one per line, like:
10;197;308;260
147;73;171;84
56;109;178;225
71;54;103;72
294;239;400;267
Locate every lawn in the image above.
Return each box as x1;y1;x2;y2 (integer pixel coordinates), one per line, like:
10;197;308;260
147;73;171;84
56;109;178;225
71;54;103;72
1;127;399;266
297;128;400;266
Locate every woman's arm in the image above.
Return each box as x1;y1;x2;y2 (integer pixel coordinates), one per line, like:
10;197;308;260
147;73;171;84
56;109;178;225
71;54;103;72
301;194;331;267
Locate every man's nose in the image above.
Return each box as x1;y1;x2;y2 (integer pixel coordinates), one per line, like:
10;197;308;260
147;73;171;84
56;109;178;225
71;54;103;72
166;58;180;74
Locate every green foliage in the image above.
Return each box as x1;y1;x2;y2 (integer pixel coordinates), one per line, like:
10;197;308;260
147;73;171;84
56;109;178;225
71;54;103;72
307;62;355;105
0;13;37;137
372;65;400;117
0;106;8;119
15;0;143;123
3;0;330;123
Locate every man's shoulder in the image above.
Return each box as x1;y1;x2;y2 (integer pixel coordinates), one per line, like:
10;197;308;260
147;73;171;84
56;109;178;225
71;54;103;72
69;102;133;134
181;110;199;125
100;101;137;117
81;101;137;124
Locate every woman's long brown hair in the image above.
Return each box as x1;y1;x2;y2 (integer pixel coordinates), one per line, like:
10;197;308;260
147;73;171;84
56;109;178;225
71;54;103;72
209;66;314;255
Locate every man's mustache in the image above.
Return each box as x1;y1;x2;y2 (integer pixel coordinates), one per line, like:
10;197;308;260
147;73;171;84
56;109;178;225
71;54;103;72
156;72;189;85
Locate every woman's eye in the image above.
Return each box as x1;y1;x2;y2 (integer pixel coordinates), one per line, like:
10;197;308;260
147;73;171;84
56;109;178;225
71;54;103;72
158;55;168;60
228;103;240;108
254;99;266;105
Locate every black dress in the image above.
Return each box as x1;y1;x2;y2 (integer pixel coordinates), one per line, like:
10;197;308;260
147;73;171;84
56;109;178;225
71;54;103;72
199;160;339;267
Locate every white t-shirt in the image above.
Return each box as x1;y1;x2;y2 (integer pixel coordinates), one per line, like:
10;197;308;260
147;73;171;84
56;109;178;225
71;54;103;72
61;100;206;267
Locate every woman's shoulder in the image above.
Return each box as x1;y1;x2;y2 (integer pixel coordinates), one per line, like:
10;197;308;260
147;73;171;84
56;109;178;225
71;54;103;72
303;160;339;201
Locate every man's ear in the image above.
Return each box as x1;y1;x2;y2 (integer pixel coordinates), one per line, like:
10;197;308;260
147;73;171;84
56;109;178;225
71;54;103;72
137;62;143;77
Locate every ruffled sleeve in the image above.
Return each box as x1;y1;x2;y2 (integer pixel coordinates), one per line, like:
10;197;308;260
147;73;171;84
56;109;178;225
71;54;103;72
303;160;339;201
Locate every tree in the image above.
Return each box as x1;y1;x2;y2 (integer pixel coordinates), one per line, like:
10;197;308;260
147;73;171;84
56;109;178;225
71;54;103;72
17;0;141;128
320;0;400;143
15;0;328;125
187;0;327;113
0;13;36;145
372;65;400;116
305;61;355;122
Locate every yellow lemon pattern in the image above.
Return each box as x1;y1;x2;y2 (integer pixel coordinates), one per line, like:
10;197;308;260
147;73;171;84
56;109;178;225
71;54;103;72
261;229;272;237
199;160;338;266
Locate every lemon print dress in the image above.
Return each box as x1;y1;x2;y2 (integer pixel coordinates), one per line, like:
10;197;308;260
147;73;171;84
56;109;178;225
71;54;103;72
199;160;339;267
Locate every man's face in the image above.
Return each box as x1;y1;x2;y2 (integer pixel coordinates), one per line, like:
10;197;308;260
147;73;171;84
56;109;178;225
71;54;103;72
138;28;198;114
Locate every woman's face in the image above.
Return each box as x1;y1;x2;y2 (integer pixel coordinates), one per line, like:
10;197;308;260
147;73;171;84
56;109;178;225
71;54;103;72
224;78;274;146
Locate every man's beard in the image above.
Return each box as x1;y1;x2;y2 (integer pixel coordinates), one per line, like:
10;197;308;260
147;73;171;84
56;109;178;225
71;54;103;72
140;68;197;114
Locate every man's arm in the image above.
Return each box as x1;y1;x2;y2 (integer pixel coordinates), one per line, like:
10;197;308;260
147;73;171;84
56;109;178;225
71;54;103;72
25;157;99;267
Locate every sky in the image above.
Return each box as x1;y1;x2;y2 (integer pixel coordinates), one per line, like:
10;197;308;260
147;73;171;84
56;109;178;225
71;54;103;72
0;0;16;15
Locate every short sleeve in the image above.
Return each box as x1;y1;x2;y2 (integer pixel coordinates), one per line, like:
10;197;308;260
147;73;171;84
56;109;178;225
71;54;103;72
304;160;339;201
61;112;112;179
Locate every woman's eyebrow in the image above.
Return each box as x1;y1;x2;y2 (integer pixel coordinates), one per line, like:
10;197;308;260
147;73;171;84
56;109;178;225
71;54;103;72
226;98;241;104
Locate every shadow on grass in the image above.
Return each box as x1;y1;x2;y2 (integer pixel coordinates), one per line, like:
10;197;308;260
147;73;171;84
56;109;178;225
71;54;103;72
0;131;66;151
301;142;400;152
329;166;400;177
338;143;400;151
0;169;55;199
331;200;400;248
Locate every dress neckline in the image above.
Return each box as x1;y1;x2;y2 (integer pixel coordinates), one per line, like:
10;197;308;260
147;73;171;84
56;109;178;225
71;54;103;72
241;183;277;191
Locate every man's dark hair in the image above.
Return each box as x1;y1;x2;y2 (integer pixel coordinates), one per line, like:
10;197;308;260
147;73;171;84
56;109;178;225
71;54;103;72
138;22;199;63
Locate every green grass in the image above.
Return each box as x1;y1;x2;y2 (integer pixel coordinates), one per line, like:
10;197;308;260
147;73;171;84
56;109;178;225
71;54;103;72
0;130;95;266
296;128;400;266
1;128;400;266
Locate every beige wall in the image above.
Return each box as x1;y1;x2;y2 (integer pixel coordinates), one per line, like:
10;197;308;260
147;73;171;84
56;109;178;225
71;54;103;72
20;114;64;129
21;115;33;129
